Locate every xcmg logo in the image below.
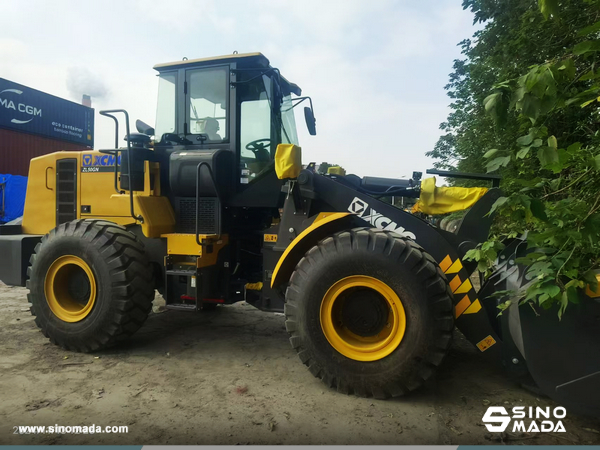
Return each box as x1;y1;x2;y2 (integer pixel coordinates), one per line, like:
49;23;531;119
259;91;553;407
348;197;416;240
82;154;121;167
81;154;121;173
482;406;567;433
0;88;42;124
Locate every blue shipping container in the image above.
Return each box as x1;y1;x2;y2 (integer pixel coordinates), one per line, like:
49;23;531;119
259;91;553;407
0;78;94;147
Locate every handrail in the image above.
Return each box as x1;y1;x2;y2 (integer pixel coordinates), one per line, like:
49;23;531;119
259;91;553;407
98;112;122;195
99;109;143;223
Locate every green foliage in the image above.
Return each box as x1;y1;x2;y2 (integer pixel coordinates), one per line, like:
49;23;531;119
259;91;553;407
428;0;598;181
433;0;600;317
464;240;506;275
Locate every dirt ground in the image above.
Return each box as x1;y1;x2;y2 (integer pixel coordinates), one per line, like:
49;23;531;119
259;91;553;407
1;283;599;446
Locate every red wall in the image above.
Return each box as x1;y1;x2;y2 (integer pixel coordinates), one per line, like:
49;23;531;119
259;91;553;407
0;128;89;176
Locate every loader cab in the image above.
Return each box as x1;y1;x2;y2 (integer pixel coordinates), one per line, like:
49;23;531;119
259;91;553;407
152;53;304;207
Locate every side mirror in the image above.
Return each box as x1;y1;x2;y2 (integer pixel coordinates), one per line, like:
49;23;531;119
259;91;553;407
136;119;155;136
304;107;317;136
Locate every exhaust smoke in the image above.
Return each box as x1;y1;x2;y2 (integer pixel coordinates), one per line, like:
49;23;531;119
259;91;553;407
66;67;108;101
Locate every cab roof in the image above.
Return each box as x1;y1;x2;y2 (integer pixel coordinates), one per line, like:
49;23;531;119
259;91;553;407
153;52;270;71
153;52;301;95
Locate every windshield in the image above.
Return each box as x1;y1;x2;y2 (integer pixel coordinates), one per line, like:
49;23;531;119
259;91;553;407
155;72;177;140
238;74;301;184
239;74;273;184
281;94;299;145
187;67;228;142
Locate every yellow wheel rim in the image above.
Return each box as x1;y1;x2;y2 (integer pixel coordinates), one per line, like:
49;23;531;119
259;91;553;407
320;275;406;362
44;255;97;323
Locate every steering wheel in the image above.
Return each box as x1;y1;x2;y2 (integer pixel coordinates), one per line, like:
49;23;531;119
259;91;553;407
245;138;272;162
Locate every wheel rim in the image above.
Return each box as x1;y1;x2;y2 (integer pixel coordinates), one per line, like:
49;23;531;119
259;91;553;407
44;255;97;323
320;275;406;362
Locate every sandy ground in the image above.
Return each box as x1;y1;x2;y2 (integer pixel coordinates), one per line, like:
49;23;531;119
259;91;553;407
1;283;599;445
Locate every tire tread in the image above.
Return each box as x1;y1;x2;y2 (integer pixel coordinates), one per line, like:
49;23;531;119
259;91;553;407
284;227;454;399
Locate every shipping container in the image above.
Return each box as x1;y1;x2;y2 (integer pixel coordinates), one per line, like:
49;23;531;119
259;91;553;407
0;128;89;176
0;78;94;147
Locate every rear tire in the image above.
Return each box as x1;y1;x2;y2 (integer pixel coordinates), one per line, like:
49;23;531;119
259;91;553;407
27;220;154;352
284;228;454;398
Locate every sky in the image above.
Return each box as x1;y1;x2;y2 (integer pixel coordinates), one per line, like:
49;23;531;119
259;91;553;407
0;0;477;180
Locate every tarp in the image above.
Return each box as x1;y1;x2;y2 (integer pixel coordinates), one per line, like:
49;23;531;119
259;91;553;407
412;177;488;215
0;174;27;222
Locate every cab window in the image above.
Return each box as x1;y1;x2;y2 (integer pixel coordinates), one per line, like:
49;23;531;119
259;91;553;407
239;74;272;183
187;67;228;141
155;72;177;140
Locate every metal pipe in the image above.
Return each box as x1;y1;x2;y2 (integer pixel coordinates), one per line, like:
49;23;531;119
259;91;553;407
99;109;143;222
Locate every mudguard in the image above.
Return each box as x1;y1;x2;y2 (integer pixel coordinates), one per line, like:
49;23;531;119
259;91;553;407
270;212;355;288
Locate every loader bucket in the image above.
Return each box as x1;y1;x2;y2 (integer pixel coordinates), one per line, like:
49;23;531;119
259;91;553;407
515;295;600;416
481;241;600;417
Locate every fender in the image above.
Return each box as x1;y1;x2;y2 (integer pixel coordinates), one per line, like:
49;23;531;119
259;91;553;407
270;212;354;288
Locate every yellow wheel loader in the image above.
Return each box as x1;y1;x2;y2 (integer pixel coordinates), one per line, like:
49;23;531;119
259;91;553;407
0;53;598;415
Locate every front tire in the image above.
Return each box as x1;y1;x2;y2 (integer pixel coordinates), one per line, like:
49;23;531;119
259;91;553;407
284;228;454;398
27;220;154;352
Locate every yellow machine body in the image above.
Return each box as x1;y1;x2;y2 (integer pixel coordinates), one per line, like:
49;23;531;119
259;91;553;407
22;151;176;238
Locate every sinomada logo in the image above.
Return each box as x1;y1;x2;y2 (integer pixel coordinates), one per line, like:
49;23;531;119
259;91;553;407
482;406;567;433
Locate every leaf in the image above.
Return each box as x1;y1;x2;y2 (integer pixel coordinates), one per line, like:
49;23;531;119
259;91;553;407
545;148;571;173
483;149;500;159
556;58;576;79
486;155;511;172
517;134;534;146
477;260;488;273
573;40;600;55
559;291;568;319
532;139;543;148
594;154;600;171
579;20;600;36
580;70;599;81
464;249;480;261
530;198;548;221
489;196;508;214
484;92;500;113
542;282;561;298
520;94;541;123
538;0;559;19
484;91;509;124
581;98;598;108
537;146;559;167
539;95;556;115
511;87;526;109
516;146;531;159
